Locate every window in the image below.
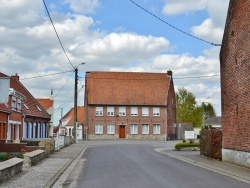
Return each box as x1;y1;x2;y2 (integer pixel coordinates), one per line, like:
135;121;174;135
36;105;42;111
11;96;16;110
153;124;161;134
119;107;126;116
95;107;103;116
142;124;149;134
107;107;114;116
142;107;149;116
131;107;138;116
17;99;21;111
153;107;160;116
107;124;115;134
95;124;103;134
23;103;29;110
130;124;138;134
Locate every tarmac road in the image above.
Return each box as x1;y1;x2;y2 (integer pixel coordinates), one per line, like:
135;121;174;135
62;141;249;188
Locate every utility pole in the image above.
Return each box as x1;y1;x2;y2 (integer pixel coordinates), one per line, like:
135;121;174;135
74;62;85;143
74;67;78;143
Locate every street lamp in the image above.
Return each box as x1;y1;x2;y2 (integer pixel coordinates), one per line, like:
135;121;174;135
74;62;85;143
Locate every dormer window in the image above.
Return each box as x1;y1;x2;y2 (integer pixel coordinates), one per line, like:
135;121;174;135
36;105;42;111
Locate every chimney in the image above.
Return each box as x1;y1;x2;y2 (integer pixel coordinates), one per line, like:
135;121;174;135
167;70;172;79
50;89;54;100
11;73;19;81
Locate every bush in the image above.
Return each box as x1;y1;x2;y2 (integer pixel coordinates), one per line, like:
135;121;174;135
0;152;24;162
175;142;200;151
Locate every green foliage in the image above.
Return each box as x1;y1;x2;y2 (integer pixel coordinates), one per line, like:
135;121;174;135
176;87;202;127
202;124;213;130
174;142;200;150
0;152;24;162
202;103;216;119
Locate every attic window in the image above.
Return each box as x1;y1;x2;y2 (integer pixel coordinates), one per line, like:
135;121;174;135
36;105;42;111
23;103;29;110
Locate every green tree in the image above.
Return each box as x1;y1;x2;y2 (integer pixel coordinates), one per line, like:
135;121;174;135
202;102;216;120
176;87;202;127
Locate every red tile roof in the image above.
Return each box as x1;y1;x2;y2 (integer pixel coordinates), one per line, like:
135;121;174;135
36;98;54;110
86;71;171;106
8;74;50;119
61;106;85;125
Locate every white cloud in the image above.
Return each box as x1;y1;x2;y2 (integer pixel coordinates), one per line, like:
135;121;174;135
69;0;100;14
162;0;229;44
162;0;207;15
191;19;224;44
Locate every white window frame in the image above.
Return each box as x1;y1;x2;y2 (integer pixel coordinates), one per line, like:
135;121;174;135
131;107;138;116
17;99;21;111
130;124;138;134
95;107;103;116
107;107;114;116
142;124;149;134
142;107;149;116
119;107;126;116
107;124;115;134
11;96;16;110
95;124;103;134
153;124;161;134
153;107;160;116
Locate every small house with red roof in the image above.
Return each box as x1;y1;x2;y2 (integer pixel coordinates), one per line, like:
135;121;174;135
60;106;85;140
0;72;51;142
36;90;55;137
84;71;176;140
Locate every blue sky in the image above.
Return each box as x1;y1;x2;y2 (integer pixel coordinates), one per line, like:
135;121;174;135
0;0;230;125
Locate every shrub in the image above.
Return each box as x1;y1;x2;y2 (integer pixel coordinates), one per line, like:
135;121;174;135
175;142;200;151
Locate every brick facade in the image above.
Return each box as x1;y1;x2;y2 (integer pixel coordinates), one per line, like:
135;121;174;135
85;71;176;140
0;111;8;139
220;0;250;152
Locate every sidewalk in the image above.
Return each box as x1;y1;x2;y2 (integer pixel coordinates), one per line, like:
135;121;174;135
156;148;250;184
0;141;87;188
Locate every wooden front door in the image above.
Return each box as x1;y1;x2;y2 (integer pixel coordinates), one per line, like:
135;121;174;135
119;125;125;138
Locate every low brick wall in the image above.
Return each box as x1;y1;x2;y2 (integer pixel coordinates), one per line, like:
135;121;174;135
0;140;45;153
200;129;222;160
0;158;24;183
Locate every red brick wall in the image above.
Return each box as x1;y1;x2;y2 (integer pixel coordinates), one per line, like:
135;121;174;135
0;111;8;139
0;140;45;152
167;78;177;138
87;106;169;140
220;0;250;152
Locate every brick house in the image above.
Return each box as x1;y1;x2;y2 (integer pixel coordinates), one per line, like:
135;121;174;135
220;0;250;167
0;72;51;142
0;104;10;139
36;90;55;137
59;106;84;140
84;71;176;140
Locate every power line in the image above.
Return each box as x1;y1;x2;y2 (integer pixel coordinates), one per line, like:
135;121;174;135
129;0;222;46
55;71;74;98
174;75;220;80
43;0;75;69
20;70;73;80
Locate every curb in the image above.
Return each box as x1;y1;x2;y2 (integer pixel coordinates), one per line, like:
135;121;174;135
155;148;250;184
44;145;87;188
